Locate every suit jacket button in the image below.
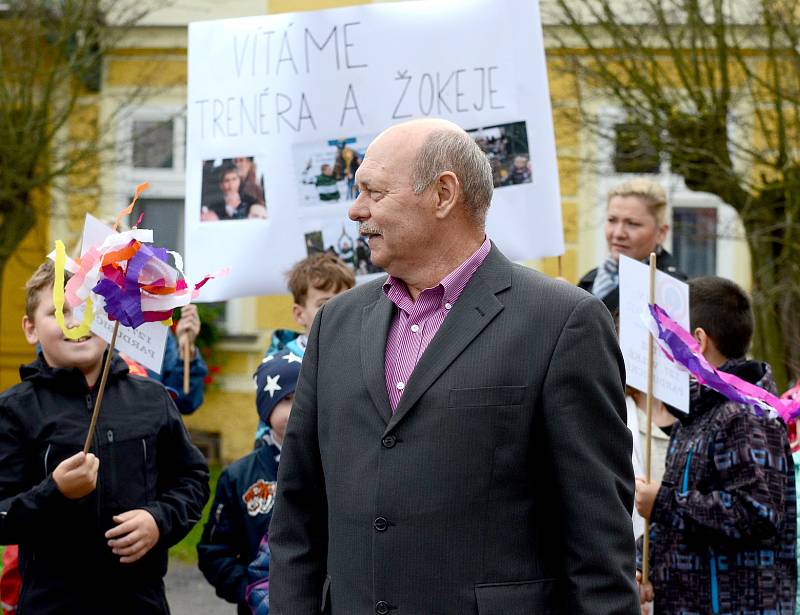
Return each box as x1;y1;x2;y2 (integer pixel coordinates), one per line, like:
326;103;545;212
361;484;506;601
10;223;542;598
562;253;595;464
374;516;389;532
375;601;390;615
381;435;396;448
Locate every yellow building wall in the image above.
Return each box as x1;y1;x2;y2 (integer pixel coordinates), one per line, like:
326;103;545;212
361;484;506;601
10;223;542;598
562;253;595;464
269;0;371;12
0;229;47;389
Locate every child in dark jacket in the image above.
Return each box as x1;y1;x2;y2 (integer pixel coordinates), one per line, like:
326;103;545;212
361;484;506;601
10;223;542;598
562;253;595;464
197;350;301;614
635;276;796;613
0;260;210;615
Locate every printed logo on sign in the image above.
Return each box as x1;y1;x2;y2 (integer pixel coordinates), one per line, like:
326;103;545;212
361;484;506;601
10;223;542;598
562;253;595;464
242;479;277;516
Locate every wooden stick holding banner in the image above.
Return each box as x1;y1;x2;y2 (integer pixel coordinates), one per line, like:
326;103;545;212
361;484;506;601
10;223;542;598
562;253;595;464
182;335;191;394
642;251;657;585
83;321;120;454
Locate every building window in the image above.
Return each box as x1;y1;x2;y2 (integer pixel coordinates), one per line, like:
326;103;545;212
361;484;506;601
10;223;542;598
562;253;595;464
613;122;661;174
672;206;718;277
132;120;174;169
131;197;184;254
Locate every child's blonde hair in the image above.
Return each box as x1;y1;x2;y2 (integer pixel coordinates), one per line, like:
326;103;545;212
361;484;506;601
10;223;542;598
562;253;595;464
24;260;68;320
287;253;355;306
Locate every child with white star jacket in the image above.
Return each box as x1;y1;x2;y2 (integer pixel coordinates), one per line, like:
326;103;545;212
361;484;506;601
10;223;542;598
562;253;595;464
196;350;301;615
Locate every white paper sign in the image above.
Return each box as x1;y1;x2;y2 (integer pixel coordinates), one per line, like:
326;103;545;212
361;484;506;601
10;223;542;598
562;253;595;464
185;0;562;300
79;215;169;373
619;255;690;413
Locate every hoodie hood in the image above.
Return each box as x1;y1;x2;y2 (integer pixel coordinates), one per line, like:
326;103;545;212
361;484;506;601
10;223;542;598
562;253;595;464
686;358;775;422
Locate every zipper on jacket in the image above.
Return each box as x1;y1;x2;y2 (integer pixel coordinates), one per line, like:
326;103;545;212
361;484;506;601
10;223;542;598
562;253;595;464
43;444;52;477
142;438;149;499
209;503;224;543
681;446;695;494
85;390;102;522
709;548;720;613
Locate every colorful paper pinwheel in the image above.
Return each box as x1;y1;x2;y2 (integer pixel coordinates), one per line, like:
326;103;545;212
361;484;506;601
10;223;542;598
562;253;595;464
52;183;226;451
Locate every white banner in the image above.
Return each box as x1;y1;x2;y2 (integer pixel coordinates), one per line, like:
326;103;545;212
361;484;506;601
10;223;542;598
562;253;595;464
619;255;690;413
185;0;562;300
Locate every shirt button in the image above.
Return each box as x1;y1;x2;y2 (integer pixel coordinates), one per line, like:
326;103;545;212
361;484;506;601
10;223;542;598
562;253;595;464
376;602;391;615
373;516;389;532
444;302;452;310
381;435;397;448
396;381;405;390
410;324;420;333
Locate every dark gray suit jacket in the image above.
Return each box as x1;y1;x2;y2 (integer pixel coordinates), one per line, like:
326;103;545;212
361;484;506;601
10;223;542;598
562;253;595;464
269;245;640;615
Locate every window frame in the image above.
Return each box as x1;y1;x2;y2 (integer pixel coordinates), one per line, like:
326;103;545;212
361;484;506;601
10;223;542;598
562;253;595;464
116;105;186;209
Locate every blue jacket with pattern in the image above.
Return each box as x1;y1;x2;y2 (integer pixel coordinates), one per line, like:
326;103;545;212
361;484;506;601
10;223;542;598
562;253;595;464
640;360;797;614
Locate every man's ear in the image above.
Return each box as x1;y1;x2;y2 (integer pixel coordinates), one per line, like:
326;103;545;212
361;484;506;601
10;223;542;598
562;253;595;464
692;327;708;354
292;303;307;329
433;171;459;220
22;314;38;345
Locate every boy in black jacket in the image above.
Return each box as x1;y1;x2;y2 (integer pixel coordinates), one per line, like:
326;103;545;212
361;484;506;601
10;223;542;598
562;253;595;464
0;260;209;615
635;276;796;613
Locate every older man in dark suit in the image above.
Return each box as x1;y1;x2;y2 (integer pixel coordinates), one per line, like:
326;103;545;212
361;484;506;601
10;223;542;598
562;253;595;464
268;118;640;614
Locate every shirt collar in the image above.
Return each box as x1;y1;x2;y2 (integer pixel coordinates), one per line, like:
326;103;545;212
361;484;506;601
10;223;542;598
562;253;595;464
383;236;491;310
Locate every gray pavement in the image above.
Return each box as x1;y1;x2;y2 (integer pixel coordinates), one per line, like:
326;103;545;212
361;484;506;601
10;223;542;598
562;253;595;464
165;560;233;615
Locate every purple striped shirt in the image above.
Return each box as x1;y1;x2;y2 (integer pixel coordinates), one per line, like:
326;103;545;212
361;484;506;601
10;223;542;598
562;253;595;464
384;237;491;412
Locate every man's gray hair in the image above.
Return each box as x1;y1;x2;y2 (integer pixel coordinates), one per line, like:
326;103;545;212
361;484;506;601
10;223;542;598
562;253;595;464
410;129;493;226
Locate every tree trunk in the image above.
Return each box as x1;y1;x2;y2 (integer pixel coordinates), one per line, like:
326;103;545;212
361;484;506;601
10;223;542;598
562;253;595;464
745;225;797;390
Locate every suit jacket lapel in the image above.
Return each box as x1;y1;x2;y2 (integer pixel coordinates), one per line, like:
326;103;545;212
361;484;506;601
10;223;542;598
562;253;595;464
361;290;394;425
384;246;512;434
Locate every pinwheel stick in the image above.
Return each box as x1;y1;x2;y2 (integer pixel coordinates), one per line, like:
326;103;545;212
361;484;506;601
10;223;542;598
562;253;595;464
83;320;120;454
642;251;657;585
182;335;191;394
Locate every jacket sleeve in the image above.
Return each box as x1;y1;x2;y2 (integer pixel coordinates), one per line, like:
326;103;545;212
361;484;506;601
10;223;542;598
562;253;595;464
149;331;208;415
196;469;248;604
267;306;328;615
539;295;640;614
0;396;71;543
246;532;272;615
651;411;788;543
142;393;210;547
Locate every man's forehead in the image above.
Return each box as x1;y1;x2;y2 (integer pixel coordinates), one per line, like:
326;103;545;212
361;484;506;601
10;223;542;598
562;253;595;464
362;133;415;168
355;153;389;184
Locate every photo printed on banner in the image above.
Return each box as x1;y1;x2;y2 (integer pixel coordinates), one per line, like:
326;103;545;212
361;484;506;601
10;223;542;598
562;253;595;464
303;220;383;276
293;135;373;207
200;155;268;222
293;134;383;276
468;121;532;188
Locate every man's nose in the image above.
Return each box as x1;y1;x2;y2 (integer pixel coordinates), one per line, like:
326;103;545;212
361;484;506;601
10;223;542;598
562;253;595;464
348;192;368;221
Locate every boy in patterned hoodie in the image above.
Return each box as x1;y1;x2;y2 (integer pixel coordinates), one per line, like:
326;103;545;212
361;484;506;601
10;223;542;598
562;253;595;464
636;276;796;613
